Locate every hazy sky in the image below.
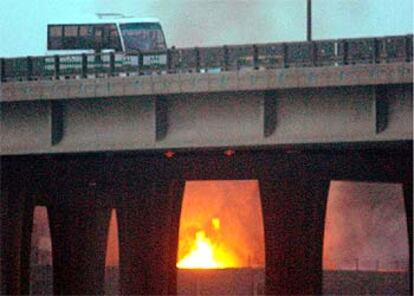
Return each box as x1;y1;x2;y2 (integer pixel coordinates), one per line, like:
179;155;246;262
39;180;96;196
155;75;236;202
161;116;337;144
0;0;413;57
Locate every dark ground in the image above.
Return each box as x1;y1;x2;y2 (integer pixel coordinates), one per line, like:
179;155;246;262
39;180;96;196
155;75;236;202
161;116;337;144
30;266;410;295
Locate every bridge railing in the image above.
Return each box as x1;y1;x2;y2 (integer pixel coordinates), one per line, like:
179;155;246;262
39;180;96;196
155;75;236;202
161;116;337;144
0;34;412;82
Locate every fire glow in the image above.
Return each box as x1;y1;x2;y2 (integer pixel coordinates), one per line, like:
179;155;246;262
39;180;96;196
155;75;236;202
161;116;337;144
176;181;265;270
177;218;238;269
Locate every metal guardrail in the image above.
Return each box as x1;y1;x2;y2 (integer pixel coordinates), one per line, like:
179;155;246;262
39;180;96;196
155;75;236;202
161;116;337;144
0;35;412;82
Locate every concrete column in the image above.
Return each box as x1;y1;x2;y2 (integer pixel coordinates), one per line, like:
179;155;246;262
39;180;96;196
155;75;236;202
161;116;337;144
403;180;413;295
0;188;24;295
18;203;34;295
167;180;186;295
118;178;185;295
0;183;33;295
0;156;33;296
49;199;111;295
0;157;50;295
259;174;329;295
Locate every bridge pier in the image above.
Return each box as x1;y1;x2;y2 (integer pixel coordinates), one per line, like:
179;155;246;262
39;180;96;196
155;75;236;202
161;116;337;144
403;179;413;294
48;196;111;295
0;161;34;295
117;172;184;295
118;180;184;295
18;202;33;296
0;188;26;295
259;160;330;295
34;156;111;295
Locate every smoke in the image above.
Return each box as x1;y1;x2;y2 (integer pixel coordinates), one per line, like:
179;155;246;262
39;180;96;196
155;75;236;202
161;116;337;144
323;181;409;271
94;0;306;47
93;0;413;47
179;180;265;268
103;180;266;268
1;0;412;57
31;180;409;272
180;180;409;271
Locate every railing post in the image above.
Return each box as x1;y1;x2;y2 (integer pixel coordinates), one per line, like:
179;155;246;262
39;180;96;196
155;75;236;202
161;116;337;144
405;35;412;62
223;45;229;71
27;56;33;81
311;42;318;67
253;44;259;70
0;58;5;82
342;40;349;65
138;52;144;75
373;38;380;64
282;43;288;68
54;55;60;79
194;47;200;73
167;48;173;73
170;46;177;73
110;52;115;77
81;54;88;78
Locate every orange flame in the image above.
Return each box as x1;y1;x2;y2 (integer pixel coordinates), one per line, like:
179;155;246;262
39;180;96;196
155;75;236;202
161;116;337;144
177;218;238;269
177;181;265;269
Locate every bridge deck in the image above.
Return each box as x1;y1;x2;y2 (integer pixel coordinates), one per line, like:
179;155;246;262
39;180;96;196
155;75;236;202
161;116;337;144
0;35;412;155
0;62;412;102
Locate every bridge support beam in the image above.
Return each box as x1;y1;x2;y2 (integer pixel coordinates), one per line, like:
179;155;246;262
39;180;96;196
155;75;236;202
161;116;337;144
260;173;329;295
0;189;25;295
18;203;34;296
118;177;184;295
403;178;413;294
0;164;33;295
49;197;111;295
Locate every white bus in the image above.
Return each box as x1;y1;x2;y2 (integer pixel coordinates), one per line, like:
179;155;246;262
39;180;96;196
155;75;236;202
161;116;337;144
47;13;167;53
45;14;168;76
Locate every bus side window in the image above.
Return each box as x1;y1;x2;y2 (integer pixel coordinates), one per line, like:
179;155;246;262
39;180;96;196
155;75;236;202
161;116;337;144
63;25;79;49
79;25;93;49
102;24;112;50
93;25;104;50
109;25;122;51
48;25;63;49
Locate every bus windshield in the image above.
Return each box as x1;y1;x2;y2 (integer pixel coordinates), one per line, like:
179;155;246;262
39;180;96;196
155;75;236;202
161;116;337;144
120;23;166;51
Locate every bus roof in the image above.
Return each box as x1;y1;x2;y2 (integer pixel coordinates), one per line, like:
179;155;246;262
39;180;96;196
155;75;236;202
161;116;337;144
48;14;161;25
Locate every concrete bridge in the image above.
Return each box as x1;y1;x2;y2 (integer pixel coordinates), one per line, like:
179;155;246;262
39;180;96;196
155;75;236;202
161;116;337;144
0;35;412;295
